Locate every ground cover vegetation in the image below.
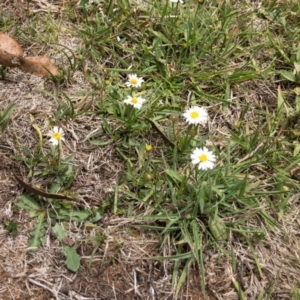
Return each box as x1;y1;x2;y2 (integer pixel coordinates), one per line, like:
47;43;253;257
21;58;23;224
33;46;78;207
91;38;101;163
1;0;300;299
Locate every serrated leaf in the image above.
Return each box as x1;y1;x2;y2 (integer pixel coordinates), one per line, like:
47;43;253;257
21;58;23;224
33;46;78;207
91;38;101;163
16;193;41;210
28;212;45;251
208;214;228;241
58;208;90;221
65;246;80;272
52;223;67;242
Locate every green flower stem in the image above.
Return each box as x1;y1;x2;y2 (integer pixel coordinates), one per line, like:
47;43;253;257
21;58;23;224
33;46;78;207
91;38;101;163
181;124;199;152
57;140;62;166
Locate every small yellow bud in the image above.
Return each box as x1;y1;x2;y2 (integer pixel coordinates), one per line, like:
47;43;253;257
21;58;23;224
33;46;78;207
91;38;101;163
145;173;154;180
145;144;152;151
105;80;110;85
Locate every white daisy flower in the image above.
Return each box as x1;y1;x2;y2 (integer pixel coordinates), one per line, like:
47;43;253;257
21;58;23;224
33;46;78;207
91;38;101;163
183;106;208;125
48;126;65;146
125;74;144;88
124;95;146;109
191;147;216;170
170;0;184;3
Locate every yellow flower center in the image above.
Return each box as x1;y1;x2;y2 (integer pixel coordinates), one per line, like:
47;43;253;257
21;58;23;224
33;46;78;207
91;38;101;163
199;154;208;162
131;97;138;104
52;132;62;140
130;78;138;85
190;111;199;119
145;145;152;151
105;80;110;85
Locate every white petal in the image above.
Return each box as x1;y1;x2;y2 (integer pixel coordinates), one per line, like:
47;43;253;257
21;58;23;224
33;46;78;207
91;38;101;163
191;159;200;165
205;161;214;169
50;138;58;145
198;164;205;170
191;153;200;161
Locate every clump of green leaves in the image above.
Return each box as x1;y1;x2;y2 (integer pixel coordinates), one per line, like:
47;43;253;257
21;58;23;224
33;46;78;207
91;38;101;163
279;43;300;88
52;223;81;272
15;191;102;271
12;120;103;271
4;220;18;236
